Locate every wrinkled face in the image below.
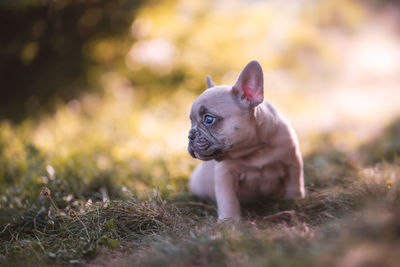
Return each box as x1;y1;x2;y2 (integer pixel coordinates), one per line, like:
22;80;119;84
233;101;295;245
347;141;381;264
187;106;225;160
187;87;253;161
188;60;265;161
188;88;229;160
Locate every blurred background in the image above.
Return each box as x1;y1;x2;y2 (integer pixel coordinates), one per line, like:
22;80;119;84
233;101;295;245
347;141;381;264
1;0;400;203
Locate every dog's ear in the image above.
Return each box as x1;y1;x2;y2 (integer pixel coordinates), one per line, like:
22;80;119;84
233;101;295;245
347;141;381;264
206;75;216;88
232;60;264;108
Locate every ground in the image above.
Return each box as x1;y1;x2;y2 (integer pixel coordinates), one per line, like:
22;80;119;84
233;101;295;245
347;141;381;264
1;106;399;266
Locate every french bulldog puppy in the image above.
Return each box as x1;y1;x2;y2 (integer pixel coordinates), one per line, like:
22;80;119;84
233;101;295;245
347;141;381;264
188;60;305;221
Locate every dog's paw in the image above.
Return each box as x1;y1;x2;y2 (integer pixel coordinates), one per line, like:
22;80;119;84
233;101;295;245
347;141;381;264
218;214;241;223
284;188;305;199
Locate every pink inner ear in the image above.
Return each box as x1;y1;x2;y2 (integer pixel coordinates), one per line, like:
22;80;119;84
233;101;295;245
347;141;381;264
233;61;264;107
242;86;262;101
242;87;253;100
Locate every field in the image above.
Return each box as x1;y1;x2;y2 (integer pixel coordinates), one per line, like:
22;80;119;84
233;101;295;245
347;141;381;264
1;0;400;266
1;113;400;266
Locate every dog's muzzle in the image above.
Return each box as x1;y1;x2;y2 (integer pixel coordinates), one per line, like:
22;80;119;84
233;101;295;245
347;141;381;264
188;128;223;160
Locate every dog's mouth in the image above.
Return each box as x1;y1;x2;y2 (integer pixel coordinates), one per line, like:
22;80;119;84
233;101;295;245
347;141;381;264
187;126;226;160
188;140;224;160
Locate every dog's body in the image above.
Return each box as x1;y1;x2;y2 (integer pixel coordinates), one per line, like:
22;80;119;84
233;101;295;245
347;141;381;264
188;61;305;221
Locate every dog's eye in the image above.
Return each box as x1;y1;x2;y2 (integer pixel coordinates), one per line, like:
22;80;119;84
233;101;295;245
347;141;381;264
203;115;215;125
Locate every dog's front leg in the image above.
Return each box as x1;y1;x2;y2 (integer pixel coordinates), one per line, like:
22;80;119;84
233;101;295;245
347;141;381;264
284;155;305;199
214;162;240;221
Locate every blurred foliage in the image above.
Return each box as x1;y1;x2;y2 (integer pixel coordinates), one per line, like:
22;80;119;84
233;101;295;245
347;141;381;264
0;76;196;207
0;0;142;120
124;0;366;95
303;134;359;190
359;117;400;165
0;0;371;121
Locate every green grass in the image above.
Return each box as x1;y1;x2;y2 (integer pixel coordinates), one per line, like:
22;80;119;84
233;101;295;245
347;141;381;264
1;109;400;266
1;138;400;266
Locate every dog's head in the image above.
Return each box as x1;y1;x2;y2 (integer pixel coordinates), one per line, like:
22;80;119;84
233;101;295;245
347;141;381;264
188;60;264;160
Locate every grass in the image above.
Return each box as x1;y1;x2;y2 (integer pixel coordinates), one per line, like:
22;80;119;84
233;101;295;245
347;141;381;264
1;85;400;266
1;118;399;266
0;66;400;266
1;194;201;264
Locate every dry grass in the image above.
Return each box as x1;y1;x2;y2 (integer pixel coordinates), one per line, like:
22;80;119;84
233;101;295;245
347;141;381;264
1;130;399;266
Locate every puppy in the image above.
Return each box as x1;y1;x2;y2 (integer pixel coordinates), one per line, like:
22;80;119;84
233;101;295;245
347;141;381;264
188;60;305;221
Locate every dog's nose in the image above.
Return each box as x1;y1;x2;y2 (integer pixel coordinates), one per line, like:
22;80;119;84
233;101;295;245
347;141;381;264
188;129;197;140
